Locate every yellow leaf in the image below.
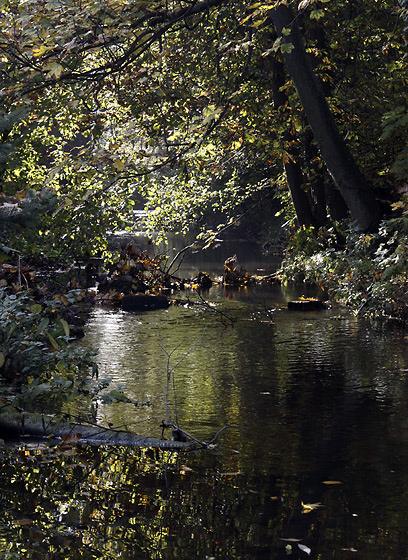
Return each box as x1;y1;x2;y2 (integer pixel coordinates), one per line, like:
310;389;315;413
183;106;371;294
322;480;342;485
391;201;404;210
32;45;49;57
301;501;323;513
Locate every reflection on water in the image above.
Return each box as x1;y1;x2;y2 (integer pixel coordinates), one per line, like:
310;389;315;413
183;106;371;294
2;278;408;559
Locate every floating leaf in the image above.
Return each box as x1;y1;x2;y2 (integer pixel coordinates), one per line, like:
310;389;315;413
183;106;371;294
322;480;342;485
301;501;323;513
298;544;312;555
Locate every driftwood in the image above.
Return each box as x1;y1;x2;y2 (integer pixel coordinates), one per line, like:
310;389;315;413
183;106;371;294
288;299;326;311
0;404;195;450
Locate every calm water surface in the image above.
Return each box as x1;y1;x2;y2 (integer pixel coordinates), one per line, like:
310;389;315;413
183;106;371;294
2;249;408;559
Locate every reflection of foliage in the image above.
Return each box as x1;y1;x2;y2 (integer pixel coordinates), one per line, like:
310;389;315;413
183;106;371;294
0;432;407;560
0;444;285;559
1;295;408;558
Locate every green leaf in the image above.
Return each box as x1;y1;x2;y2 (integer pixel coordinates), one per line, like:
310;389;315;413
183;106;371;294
31;383;51;398
45;62;64;79
5;324;16;343
113;159;125;171
45;331;59;350
310;9;324;19
60;318;70;337
281;43;295;53
281;27;291;36
37;317;49;333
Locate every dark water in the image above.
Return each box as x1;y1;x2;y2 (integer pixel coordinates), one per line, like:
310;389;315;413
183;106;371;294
2;249;408;559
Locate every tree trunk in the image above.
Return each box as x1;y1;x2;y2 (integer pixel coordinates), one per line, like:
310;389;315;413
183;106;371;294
270;5;382;231
0;404;195;450
269;58;318;227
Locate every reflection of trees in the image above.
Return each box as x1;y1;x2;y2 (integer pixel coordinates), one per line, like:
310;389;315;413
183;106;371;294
0;445;288;559
1;405;408;560
66;288;408;559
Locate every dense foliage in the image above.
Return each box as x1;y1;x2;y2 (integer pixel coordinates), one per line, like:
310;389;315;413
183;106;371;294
280;213;408;319
0;0;407;410
0;0;406;249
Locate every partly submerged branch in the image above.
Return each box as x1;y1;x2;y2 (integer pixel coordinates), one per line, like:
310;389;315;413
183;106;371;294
0;404;196;450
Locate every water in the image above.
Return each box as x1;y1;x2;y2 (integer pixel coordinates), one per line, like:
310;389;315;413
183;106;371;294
2;256;408;558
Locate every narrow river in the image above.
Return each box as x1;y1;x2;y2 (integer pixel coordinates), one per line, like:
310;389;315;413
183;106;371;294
1;243;408;559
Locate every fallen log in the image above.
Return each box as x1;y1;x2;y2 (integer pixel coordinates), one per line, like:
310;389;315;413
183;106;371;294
121;294;170;312
0;404;195;450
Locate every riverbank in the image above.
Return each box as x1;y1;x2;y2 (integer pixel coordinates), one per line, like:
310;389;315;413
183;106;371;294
277;217;408;322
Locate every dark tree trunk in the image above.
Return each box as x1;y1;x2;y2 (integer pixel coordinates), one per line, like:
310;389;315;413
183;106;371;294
283;154;317;227
270;5;382;231
269;58;318;228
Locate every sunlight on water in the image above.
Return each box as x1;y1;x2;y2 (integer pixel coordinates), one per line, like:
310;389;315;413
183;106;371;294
3;277;408;559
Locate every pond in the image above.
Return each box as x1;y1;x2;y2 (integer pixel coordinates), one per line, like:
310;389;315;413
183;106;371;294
1;245;408;559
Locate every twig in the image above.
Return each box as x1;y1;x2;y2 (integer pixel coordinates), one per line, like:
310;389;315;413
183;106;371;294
195;291;237;328
207;424;249;445
159;325;248;450
160;322;210;429
164;243;196;275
